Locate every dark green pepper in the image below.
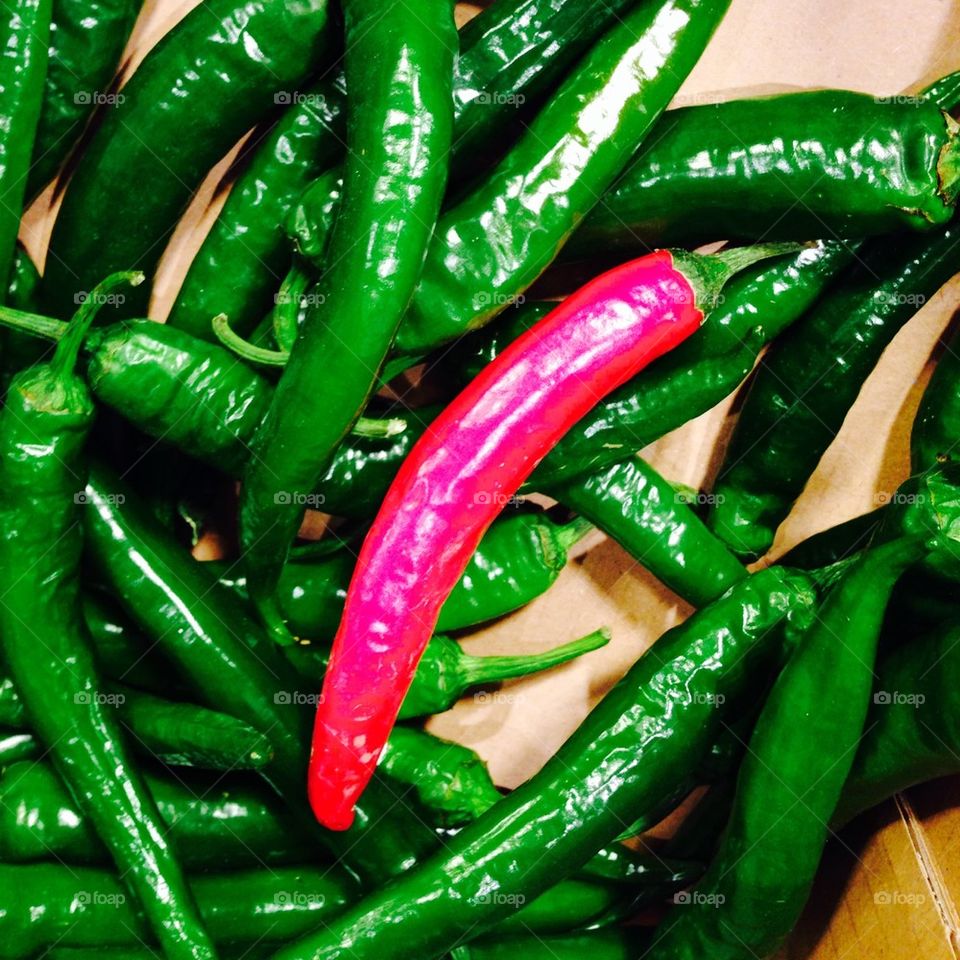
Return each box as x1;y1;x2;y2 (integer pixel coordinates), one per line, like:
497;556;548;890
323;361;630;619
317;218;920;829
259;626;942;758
83;461;441;883
0;0;50;293
41;0;336;318
27;0;142;198
647;538;926;960
0;275;216;960
554;456;747;607
564;88;960;256
451;929;642;960
391;0;734;364
238;0;457;645
709;223;960;561
0;864;354;955
270;567;816;960
0;760;319;867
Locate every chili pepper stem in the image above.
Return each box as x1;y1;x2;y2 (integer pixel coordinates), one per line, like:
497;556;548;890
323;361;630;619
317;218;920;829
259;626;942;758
670;243;805;313
554;516;595;551
212;313;290;367
0;304;67;341
352;417;407;439
460;628;610;689
51;271;143;380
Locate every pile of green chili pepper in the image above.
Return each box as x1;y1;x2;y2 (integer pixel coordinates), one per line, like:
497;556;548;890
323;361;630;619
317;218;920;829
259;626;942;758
3;0;960;956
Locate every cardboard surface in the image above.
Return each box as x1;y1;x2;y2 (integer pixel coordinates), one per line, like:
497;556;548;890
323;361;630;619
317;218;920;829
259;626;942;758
24;0;960;955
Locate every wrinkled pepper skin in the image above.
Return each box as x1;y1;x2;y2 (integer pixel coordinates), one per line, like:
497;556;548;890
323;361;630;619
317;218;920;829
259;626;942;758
0;864;354;956
27;0;142;198
239;0;457;646
554;456;747;607
0;760;317;867
167;74;347;342
0;0;50;293
271;568;815;960
41;0;334;318
565;89;960;256
709;223;960;561
392;0;734;362
0;286;215;960
647;539;924;960
82;463;440;884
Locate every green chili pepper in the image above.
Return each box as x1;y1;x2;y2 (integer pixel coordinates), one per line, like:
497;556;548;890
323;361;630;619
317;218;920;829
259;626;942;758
564;88;960;256
554;456;747;607
912;323;960;471
173;0;648;344
215;509;592;640
0;731;39;766
390;0;734;364
379;727;502;828
0;760;319;867
0;680;272;769
82;462;439;882
0;273;216;960
0;864;354;956
646;537;926;960
40;0;335;319
0;0;50;293
239;0;457;645
270;568;816;960
709;223;960;561
836;618;960;824
27;0;142;199
285;629;610;721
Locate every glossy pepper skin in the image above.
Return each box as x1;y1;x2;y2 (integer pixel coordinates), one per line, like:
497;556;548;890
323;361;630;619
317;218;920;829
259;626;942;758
565;89;960;256
710;223;960;561
0;760;319;867
0;0;50;293
309;245;791;828
40;0;334;319
240;0;457;646
390;0;733;363
0;864;353;955
272;568;815;960
836;620;960;825
82;463;439;884
451;930;640;960
554;456;747;607
0;681;273;770
168;74;346;342
647;539;925;960
0;277;215;960
174;0;646;343
26;0;142;199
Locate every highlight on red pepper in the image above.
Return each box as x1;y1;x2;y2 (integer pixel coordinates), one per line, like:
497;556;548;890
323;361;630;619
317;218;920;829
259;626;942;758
307;242;801;830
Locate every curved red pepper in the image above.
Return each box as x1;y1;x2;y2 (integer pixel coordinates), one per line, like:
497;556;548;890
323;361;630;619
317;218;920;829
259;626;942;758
308;246;790;829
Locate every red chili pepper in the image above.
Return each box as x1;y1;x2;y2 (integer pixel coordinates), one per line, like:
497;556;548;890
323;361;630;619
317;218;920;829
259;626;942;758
309;244;798;830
